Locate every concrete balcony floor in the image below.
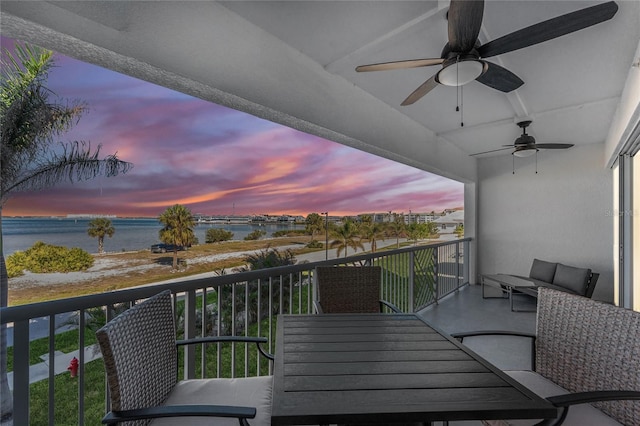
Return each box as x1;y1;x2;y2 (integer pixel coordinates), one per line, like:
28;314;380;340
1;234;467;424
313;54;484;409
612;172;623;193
417;284;538;426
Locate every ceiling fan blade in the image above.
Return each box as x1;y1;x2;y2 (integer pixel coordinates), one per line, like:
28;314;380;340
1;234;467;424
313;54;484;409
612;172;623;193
535;143;574;149
476;61;524;92
401;75;439;106
478;1;618;58
470;147;513;156
356;58;444;72
448;0;485;52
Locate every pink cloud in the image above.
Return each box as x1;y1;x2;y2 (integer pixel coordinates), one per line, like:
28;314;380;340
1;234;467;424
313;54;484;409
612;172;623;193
2;36;463;218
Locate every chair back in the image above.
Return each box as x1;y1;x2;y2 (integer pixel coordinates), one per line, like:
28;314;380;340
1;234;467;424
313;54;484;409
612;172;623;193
535;288;640;425
96;290;178;425
315;266;381;313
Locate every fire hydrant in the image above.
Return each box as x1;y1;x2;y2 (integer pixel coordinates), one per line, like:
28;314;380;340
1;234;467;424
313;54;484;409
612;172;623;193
68;357;79;378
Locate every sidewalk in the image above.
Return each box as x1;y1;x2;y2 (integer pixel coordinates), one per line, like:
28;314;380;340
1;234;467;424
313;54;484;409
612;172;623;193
7;344;102;389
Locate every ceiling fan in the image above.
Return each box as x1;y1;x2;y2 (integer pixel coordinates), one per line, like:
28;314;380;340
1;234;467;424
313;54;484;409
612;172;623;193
471;120;574;157
355;1;618;106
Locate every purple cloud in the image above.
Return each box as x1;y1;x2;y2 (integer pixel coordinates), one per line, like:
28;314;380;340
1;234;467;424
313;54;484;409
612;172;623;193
2;36;463;217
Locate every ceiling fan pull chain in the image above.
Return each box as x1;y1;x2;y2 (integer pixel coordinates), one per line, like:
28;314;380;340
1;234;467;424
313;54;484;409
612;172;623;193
455;56;460;113
513;155;515;174
460;84;464;127
535;151;538;174
453;55;464;127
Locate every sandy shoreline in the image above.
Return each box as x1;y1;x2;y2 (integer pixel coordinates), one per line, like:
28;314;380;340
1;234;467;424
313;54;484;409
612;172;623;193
8;244;303;291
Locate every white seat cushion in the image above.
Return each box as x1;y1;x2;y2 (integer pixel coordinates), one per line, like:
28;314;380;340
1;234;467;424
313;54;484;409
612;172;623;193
483;371;621;426
152;376;273;426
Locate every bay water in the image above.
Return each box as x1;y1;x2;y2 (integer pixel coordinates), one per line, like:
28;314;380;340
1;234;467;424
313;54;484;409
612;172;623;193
1;217;304;256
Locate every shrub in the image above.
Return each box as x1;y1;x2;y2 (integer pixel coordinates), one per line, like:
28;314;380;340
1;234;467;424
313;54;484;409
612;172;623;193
6;241;94;275
206;228;234;243
306;240;324;249
244;229;267;241
272;229;307;237
6;251;28;278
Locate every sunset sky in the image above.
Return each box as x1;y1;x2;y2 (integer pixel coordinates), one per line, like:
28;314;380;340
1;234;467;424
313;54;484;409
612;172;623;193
2;37;463;218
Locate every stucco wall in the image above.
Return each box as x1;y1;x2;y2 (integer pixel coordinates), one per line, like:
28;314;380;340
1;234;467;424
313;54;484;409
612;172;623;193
477;143;614;302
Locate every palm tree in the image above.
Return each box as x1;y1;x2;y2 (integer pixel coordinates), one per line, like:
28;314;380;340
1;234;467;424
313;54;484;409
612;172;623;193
158;204;196;270
361;221;386;252
304;212;324;241
0;42;131;422
87;217;115;254
229;247;298;333
387;213;406;248
330;220;364;258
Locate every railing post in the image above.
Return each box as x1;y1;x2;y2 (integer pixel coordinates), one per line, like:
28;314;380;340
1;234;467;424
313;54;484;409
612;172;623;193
408;251;415;312
456;241;461;291
104;305;114;414
313;272;318;312
48;315;55;426
257;278;262;376
78;309;86;426
464;239;470;285
216;287;222;378
183;290;196;380
434;248;439;304
232;283;237;378
12;319;29;424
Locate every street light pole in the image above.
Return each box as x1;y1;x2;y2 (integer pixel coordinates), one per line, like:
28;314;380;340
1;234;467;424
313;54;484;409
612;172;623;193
321;212;329;260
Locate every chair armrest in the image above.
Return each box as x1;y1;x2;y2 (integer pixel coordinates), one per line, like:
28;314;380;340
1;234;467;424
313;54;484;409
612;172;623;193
451;330;536;340
543;391;640;426
380;300;402;313
176;336;274;361
450;330;537;371
103;404;256;425
547;390;640;407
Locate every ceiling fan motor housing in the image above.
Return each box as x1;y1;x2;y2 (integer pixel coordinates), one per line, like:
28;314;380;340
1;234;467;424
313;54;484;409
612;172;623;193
515;134;536;146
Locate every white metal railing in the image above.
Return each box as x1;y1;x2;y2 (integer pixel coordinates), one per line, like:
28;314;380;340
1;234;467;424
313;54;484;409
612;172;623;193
1;238;470;425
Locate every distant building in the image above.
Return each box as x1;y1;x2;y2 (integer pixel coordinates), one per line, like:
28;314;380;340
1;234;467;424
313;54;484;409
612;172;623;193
432;210;464;233
67;214;117;219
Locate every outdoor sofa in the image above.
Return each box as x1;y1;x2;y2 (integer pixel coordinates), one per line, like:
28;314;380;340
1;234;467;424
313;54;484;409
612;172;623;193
513;258;599;298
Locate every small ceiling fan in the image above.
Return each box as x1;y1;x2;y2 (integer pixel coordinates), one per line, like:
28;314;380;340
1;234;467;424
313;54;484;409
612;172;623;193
355;1;618;106
471;120;574;157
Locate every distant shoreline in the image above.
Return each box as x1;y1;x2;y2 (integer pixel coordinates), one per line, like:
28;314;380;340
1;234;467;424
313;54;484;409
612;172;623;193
2;217;305;256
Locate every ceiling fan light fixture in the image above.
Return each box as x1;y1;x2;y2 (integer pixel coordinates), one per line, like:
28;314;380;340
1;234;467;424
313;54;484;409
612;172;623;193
437;60;484;86
513;147;538;158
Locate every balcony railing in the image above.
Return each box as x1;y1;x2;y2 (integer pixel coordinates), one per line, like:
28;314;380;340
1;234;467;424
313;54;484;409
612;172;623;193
1;238;470;425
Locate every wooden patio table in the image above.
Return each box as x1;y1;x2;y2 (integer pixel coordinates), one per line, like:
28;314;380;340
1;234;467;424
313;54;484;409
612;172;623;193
271;313;556;425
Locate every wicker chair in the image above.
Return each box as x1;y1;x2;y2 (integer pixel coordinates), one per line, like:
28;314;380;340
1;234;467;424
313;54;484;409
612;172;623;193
314;266;401;314
96;290;273;426
453;287;640;426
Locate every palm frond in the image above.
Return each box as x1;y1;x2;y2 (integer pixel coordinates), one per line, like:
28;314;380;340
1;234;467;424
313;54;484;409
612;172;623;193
1;43;53;108
4;141;132;197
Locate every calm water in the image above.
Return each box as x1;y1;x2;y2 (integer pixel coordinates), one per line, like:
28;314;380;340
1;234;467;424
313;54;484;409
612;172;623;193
1;217;303;255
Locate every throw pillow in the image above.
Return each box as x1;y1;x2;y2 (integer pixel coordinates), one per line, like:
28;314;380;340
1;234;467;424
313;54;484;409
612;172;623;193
529;259;557;283
552;264;591;295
